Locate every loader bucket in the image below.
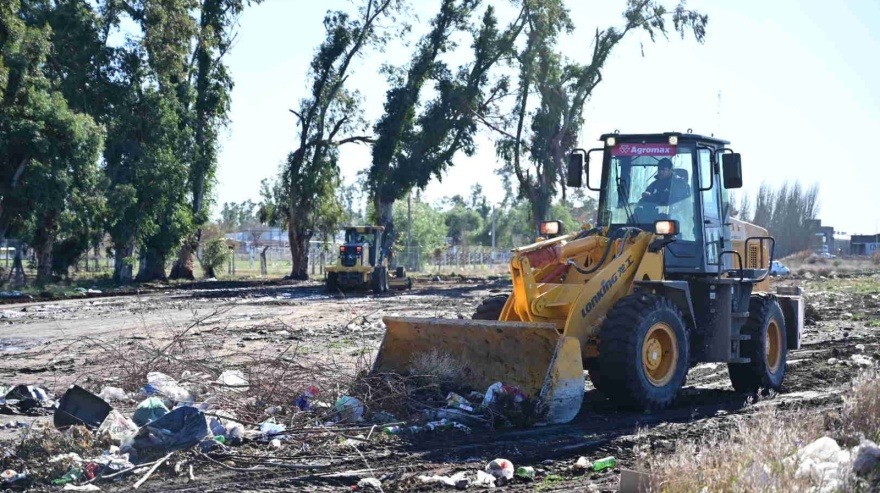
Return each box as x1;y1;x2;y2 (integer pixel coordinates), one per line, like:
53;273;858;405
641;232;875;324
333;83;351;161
374;317;585;423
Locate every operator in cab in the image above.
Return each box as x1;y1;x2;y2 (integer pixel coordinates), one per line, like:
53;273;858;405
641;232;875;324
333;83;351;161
641;158;674;203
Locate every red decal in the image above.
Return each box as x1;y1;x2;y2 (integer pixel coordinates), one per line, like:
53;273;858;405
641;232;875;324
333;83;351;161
612;143;677;156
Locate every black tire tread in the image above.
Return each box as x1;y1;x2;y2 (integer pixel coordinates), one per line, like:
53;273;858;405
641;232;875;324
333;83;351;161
597;293;689;410
728;293;787;393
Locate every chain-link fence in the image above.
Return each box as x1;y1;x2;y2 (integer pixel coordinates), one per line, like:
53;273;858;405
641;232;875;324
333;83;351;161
1;243;515;280
395;246;513;272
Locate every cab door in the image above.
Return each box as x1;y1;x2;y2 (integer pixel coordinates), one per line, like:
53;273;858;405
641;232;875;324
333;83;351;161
698;148;723;273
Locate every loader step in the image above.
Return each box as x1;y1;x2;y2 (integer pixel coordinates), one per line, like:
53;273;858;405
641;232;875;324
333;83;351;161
732;311;750;319
729;357;750;364
733;334;751;341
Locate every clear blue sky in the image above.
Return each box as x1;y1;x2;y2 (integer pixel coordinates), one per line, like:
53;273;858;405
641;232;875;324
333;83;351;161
215;0;880;234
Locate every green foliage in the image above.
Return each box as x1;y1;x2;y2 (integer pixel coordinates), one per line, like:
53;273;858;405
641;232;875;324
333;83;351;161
0;0;106;283
219;200;258;232
393;198;446;258
444;200;482;246
201;237;231;274
495;0;708;233
369;0;480;206
746;181;820;257
369;1;525;259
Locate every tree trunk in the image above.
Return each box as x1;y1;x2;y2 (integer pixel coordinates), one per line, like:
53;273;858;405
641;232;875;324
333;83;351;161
8;247;26;288
260;246;269;276
113;239;135;284
288;226;311;280
531;188;551;237
169;234;197;280
203;264;217;279
375;197;395;262
35;236;53;286
136;248;168;282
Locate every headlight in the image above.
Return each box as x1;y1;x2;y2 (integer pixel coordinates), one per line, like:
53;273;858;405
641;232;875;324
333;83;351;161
539;220;562;236
606;137;616;147
654;220;678;236
669;135;678;145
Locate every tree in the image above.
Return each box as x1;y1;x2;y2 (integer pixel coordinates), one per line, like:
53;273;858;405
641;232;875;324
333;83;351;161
495;0;708;234
170;0;263;280
392;197;446;265
369;2;526;256
747;181;820;257
219;200;258;232
123;0;198;282
444;199;482;246
0;0;105;284
279;0;400;280
200;237;231;278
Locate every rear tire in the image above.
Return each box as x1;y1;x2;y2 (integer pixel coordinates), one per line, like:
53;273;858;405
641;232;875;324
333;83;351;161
325;272;338;292
598;293;689;410
371;268;385;294
472;294;509;320
728;294;787;393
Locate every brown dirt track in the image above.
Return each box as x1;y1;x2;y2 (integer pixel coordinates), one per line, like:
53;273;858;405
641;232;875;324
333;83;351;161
1;273;878;492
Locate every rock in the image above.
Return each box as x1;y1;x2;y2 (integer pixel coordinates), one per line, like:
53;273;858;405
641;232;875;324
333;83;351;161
851;354;874;367
357;478;383;491
827;358;839;365
575;456;591;469
855;344;866;352
842;312;854;320
852;440;880;476
795;437;851;492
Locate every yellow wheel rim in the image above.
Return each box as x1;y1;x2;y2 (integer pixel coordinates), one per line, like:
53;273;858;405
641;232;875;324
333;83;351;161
766;320;782;373
642;322;678;387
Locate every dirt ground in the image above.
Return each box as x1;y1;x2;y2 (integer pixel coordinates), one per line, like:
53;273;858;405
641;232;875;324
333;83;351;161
1;273;878;492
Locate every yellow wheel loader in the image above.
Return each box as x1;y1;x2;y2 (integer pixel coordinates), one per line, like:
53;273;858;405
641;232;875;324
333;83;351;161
325;226;412;293
372;132;804;424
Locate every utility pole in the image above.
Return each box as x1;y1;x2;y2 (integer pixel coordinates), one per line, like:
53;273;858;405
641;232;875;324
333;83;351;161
491;205;496;249
407;192;413;270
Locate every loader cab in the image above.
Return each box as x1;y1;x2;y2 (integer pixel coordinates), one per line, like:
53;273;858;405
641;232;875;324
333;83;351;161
571;132;742;276
341;226;384;267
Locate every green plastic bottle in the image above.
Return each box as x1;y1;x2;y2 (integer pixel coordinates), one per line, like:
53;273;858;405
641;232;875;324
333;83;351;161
592;456;617;472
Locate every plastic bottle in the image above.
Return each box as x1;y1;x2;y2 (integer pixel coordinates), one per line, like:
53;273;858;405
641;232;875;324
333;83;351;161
515;466;535;480
383;425;402;435
592;456;617;471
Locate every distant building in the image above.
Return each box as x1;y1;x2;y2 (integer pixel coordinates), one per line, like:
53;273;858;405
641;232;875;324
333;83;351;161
850;234;880;255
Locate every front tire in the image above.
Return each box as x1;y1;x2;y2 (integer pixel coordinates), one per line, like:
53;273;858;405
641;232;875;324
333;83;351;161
598;293;689;410
728;294;787;393
472;294;509;320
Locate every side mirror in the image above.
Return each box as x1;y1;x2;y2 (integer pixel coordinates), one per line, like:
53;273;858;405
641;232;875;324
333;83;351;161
721;153;743;189
566;153;583;188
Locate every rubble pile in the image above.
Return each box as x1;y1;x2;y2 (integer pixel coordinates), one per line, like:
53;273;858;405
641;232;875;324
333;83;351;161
0;370;543;490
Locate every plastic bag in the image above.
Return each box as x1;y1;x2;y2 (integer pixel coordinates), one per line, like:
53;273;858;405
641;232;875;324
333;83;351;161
146;372;193;405
97;410;138;443
131;406;210;453
132;397;169;426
